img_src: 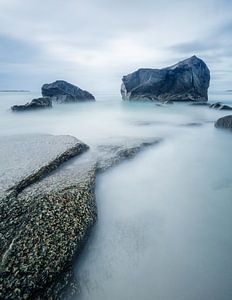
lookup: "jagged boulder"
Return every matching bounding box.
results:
[42,80,95,103]
[121,56,210,102]
[11,97,52,111]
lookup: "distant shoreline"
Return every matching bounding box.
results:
[0,90,30,92]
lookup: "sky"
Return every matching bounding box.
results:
[0,0,231,94]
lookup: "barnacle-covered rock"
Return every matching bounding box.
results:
[0,134,162,299]
[0,135,92,299]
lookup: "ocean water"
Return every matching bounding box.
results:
[0,91,232,300]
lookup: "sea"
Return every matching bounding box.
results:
[0,90,232,300]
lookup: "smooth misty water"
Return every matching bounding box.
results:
[1,91,232,300]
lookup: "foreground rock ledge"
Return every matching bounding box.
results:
[121,55,210,102]
[0,135,93,299]
[0,134,161,299]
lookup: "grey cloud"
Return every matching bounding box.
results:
[0,34,41,63]
[0,0,231,91]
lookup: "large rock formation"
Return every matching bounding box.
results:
[42,80,95,103]
[215,115,232,130]
[121,55,210,102]
[11,97,52,111]
[0,134,161,299]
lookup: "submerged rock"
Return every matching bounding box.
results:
[209,102,222,109]
[215,115,232,130]
[11,97,52,111]
[209,102,232,110]
[180,122,203,127]
[94,137,162,171]
[219,105,232,110]
[121,55,210,102]
[42,80,95,103]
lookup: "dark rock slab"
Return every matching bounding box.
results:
[42,80,95,103]
[11,97,52,111]
[209,102,232,110]
[215,115,232,130]
[121,55,210,102]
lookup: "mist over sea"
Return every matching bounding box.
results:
[1,90,232,300]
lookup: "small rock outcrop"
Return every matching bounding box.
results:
[42,80,95,103]
[215,115,232,130]
[11,97,52,111]
[209,102,232,110]
[121,55,210,102]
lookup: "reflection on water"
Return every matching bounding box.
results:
[0,92,232,300]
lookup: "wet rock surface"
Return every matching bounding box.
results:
[0,134,161,299]
[11,97,52,111]
[42,80,95,103]
[215,115,232,130]
[121,56,210,102]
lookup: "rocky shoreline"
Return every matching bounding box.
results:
[0,134,161,299]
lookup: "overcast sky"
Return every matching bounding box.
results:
[0,0,231,93]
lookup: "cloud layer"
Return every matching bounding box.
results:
[0,0,231,93]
